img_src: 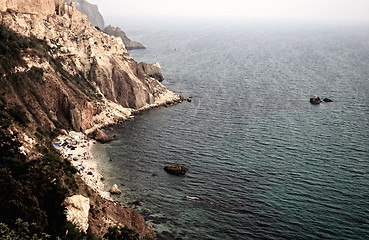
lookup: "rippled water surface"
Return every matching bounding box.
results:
[92,23,369,239]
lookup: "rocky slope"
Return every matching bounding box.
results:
[1,0,180,133]
[0,0,180,238]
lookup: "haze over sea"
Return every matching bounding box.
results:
[92,21,369,239]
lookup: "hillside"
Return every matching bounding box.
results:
[0,0,180,238]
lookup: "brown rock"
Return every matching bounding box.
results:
[164,165,188,175]
[137,62,164,82]
[92,129,112,143]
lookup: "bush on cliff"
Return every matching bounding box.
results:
[104,225,153,240]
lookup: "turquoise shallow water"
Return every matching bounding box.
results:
[92,23,369,239]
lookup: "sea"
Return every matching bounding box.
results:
[91,20,369,240]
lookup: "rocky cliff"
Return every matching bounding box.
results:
[66,0,104,29]
[104,25,145,50]
[0,0,179,133]
[0,0,62,16]
[66,0,145,50]
[0,0,179,238]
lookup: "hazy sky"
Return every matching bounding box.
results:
[88,0,369,24]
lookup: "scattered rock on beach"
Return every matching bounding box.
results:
[109,184,122,195]
[164,165,188,175]
[90,129,112,143]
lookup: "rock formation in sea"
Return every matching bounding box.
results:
[0,0,178,238]
[164,165,189,175]
[104,25,146,50]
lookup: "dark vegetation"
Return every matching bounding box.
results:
[0,24,84,238]
[0,104,82,238]
[104,225,153,240]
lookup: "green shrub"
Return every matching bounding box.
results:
[104,225,141,240]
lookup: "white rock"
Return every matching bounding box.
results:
[109,184,122,194]
[64,195,90,233]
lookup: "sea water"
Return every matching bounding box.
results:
[92,22,369,239]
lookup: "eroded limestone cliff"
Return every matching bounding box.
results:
[1,0,180,133]
[66,0,104,29]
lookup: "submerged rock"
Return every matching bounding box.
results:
[164,165,188,175]
[323,98,333,102]
[310,94,322,104]
[109,184,122,194]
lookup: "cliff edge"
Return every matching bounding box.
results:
[66,0,104,29]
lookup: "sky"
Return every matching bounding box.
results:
[88,0,369,24]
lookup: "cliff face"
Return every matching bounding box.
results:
[0,1,179,238]
[64,0,145,50]
[104,25,146,50]
[66,0,104,29]
[0,0,62,16]
[0,1,179,133]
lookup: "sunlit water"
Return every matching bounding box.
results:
[92,23,369,239]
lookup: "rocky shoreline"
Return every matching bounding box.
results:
[0,0,183,238]
[55,95,182,237]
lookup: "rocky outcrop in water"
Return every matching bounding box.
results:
[323,98,333,102]
[104,25,145,50]
[164,165,188,175]
[109,184,122,195]
[310,94,322,104]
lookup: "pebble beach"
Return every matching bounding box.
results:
[53,131,112,200]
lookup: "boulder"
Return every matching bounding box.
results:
[310,94,322,104]
[64,195,90,233]
[91,129,111,143]
[109,184,121,194]
[164,165,188,175]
